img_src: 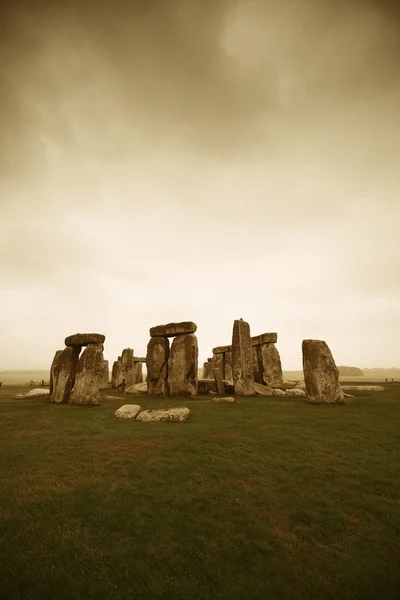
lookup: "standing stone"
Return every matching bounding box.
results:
[252,345,263,384]
[213,367,225,395]
[231,318,254,395]
[72,343,104,405]
[49,350,63,397]
[203,360,213,379]
[260,344,283,388]
[121,348,135,388]
[111,360,123,388]
[146,337,170,396]
[302,339,344,404]
[98,359,109,389]
[212,352,225,379]
[51,346,81,404]
[133,361,143,384]
[168,334,198,397]
[225,351,233,382]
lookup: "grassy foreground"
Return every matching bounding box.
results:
[0,386,399,600]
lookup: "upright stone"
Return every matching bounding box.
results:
[231,318,254,395]
[98,359,109,389]
[225,351,233,382]
[51,346,81,404]
[213,367,225,395]
[146,337,170,396]
[212,352,225,379]
[203,361,213,379]
[252,345,263,384]
[121,348,135,388]
[72,343,104,405]
[49,350,63,396]
[260,344,283,388]
[302,339,344,404]
[168,334,198,397]
[111,360,123,388]
[133,361,143,384]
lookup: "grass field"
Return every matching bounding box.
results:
[1,386,399,600]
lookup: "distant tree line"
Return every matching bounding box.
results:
[337,366,364,376]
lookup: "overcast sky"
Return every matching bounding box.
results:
[1,0,399,371]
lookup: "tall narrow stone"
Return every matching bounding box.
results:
[133,361,143,384]
[111,360,123,388]
[49,350,63,397]
[212,352,225,379]
[146,337,170,396]
[302,339,344,404]
[51,346,81,404]
[231,318,254,395]
[121,348,135,387]
[260,344,283,388]
[203,360,213,379]
[225,351,233,382]
[252,345,263,384]
[168,334,198,397]
[98,359,109,389]
[72,343,104,405]
[213,367,225,395]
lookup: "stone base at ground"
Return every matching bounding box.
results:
[125,382,148,395]
[209,396,236,403]
[341,385,385,392]
[253,382,274,396]
[115,404,142,419]
[285,388,306,397]
[15,388,50,399]
[272,388,286,396]
[136,407,191,422]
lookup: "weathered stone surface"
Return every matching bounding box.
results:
[231,319,254,395]
[98,359,109,389]
[105,395,121,400]
[136,407,191,422]
[197,379,216,394]
[125,382,148,395]
[251,333,277,345]
[260,343,283,388]
[133,357,146,363]
[115,404,142,419]
[295,381,306,390]
[146,336,170,396]
[168,334,198,397]
[341,385,385,392]
[150,322,197,338]
[121,348,135,388]
[209,396,236,403]
[51,346,80,404]
[253,382,273,396]
[65,333,105,347]
[71,343,104,405]
[285,388,306,397]
[212,345,231,354]
[133,361,144,384]
[111,360,123,388]
[49,350,63,396]
[213,367,225,395]
[225,351,233,382]
[203,361,213,379]
[272,388,286,396]
[212,352,224,379]
[302,339,344,404]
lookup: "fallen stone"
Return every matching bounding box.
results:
[251,333,277,345]
[341,385,385,392]
[125,382,148,395]
[168,334,198,397]
[302,339,344,404]
[150,322,197,338]
[71,343,104,405]
[231,318,254,395]
[115,404,142,419]
[146,337,170,396]
[15,388,50,399]
[285,388,307,397]
[209,396,236,403]
[343,393,355,397]
[105,395,121,400]
[272,388,286,396]
[253,382,274,396]
[51,346,81,404]
[65,333,105,347]
[136,407,191,422]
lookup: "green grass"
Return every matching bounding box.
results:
[0,386,399,600]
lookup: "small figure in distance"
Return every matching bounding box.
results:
[30,380,34,386]
[0,382,2,387]
[41,379,45,386]
[385,377,388,383]
[118,378,126,393]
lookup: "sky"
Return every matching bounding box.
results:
[1,0,399,371]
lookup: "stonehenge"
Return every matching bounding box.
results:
[202,358,213,379]
[252,336,283,388]
[50,333,106,405]
[146,322,198,397]
[302,339,344,404]
[111,352,145,389]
